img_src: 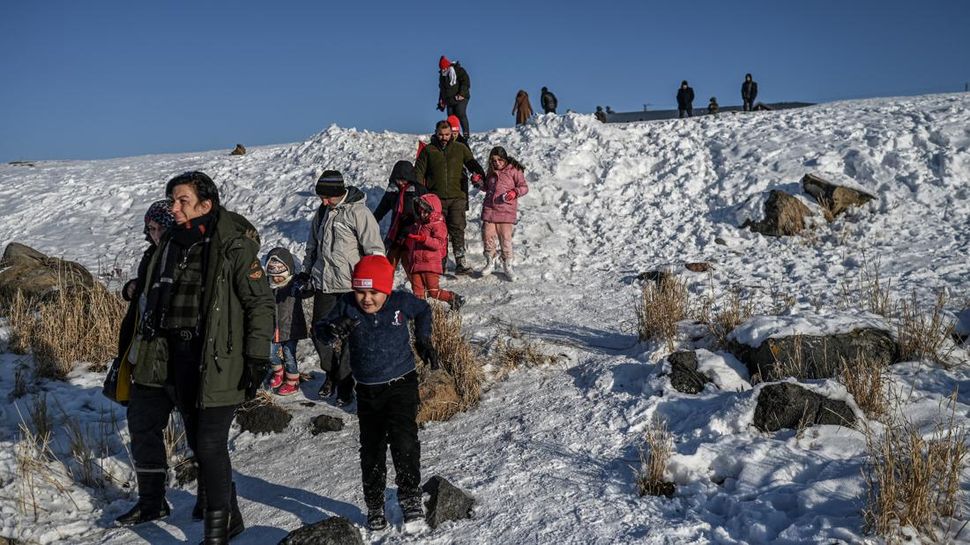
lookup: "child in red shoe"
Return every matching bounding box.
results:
[405,194,465,311]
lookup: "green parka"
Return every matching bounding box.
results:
[415,137,485,200]
[130,207,275,408]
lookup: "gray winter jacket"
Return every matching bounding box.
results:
[302,187,385,293]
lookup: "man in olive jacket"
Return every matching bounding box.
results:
[120,171,274,544]
[415,120,485,275]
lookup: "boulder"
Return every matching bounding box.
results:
[730,327,898,381]
[418,370,460,425]
[637,270,675,285]
[422,475,474,530]
[742,190,812,237]
[754,382,856,432]
[310,414,344,435]
[235,400,292,434]
[801,173,875,220]
[0,243,95,304]
[667,351,712,394]
[277,516,364,545]
[230,144,247,156]
[684,262,711,273]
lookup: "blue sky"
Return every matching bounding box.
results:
[1,0,968,162]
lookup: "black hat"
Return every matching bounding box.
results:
[315,170,346,197]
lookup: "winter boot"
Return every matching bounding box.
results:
[115,472,171,526]
[192,477,206,521]
[228,482,245,540]
[199,508,230,545]
[502,259,516,282]
[449,294,466,312]
[317,377,334,398]
[400,496,425,523]
[366,507,388,531]
[276,373,300,396]
[267,366,284,389]
[480,256,495,276]
[454,255,472,276]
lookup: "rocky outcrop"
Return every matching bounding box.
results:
[423,475,474,529]
[754,382,856,432]
[235,399,292,434]
[801,173,875,220]
[230,144,247,155]
[742,190,812,237]
[277,516,364,545]
[667,351,712,394]
[0,242,95,304]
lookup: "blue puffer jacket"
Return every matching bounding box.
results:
[321,291,432,384]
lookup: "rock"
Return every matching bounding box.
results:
[422,475,474,529]
[801,173,875,220]
[418,370,460,425]
[742,190,812,237]
[684,262,711,273]
[310,414,344,435]
[8,160,35,167]
[730,327,898,381]
[667,351,712,394]
[714,237,727,246]
[230,144,247,156]
[637,270,675,285]
[754,382,856,432]
[235,400,292,434]
[173,457,198,487]
[0,242,95,304]
[277,516,364,545]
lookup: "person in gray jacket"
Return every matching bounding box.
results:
[295,170,385,404]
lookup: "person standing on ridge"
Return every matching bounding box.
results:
[415,120,485,275]
[437,56,471,136]
[677,80,695,118]
[540,86,558,114]
[513,90,533,125]
[741,73,758,112]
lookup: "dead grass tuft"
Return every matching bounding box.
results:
[635,418,676,498]
[416,304,484,422]
[637,275,691,351]
[696,287,757,348]
[836,354,889,421]
[897,291,955,366]
[492,326,567,382]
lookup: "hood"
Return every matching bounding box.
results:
[416,193,443,222]
[335,186,367,207]
[218,207,261,246]
[389,160,417,186]
[266,246,295,271]
[266,246,295,289]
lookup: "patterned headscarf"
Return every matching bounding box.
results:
[143,199,175,239]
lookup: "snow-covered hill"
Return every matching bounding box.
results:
[1,93,969,544]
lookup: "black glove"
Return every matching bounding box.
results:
[314,317,359,346]
[240,357,270,400]
[293,271,312,290]
[416,340,440,371]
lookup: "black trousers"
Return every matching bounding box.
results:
[439,197,467,265]
[743,100,754,112]
[446,99,470,136]
[356,372,421,510]
[311,291,355,399]
[678,107,693,118]
[127,335,238,511]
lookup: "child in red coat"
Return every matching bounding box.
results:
[405,194,465,311]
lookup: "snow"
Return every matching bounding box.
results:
[1,92,970,543]
[729,312,892,348]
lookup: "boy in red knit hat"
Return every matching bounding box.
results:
[314,255,438,530]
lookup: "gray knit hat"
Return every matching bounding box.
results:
[315,170,346,197]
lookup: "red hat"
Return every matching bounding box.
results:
[447,115,461,133]
[439,55,451,70]
[352,255,394,294]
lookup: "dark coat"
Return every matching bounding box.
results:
[373,161,429,245]
[266,247,310,342]
[415,136,485,200]
[131,207,276,408]
[742,79,758,102]
[541,90,558,113]
[438,63,471,106]
[117,245,156,357]
[677,86,695,109]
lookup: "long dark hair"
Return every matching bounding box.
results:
[486,146,525,177]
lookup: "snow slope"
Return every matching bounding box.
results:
[1,92,969,544]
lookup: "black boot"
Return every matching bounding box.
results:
[228,482,245,540]
[115,472,170,526]
[192,478,206,521]
[199,509,230,545]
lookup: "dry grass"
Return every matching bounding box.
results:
[838,257,894,317]
[491,326,566,382]
[836,354,889,421]
[5,273,126,379]
[897,291,955,366]
[15,409,80,520]
[416,304,484,422]
[164,413,189,463]
[635,418,676,497]
[696,287,757,348]
[863,393,969,541]
[637,275,691,351]
[12,364,31,399]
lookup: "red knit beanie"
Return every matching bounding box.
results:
[439,55,451,70]
[447,115,461,133]
[352,255,394,294]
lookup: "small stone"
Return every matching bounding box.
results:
[277,516,364,545]
[422,475,474,529]
[667,351,712,394]
[684,262,711,273]
[310,414,344,435]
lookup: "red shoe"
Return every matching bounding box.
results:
[276,374,300,396]
[268,366,284,389]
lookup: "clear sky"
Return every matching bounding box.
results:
[1,0,968,162]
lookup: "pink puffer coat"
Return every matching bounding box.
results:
[480,166,529,224]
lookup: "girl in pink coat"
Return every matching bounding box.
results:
[474,146,529,281]
[405,193,465,311]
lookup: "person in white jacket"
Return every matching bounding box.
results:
[296,170,385,404]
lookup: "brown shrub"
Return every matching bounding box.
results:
[896,291,955,366]
[637,275,690,351]
[635,418,675,498]
[836,354,888,421]
[416,304,483,423]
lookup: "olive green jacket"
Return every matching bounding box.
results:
[414,137,485,200]
[130,207,275,408]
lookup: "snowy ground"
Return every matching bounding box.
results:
[1,92,969,544]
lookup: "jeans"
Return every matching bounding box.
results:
[270,339,299,375]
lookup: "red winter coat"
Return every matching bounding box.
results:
[480,166,529,224]
[405,194,448,274]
